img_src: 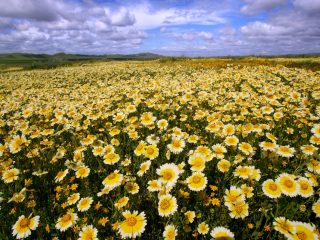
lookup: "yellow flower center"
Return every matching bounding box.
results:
[62,214,71,222]
[300,183,308,190]
[172,140,181,148]
[162,171,173,180]
[7,172,15,178]
[284,179,293,188]
[192,176,201,184]
[19,218,30,228]
[296,232,307,240]
[108,173,117,180]
[126,216,137,227]
[235,205,243,214]
[146,148,155,155]
[269,183,278,191]
[160,199,171,210]
[78,168,86,175]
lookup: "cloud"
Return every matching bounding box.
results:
[110,7,136,26]
[241,0,287,15]
[293,0,320,14]
[0,0,59,21]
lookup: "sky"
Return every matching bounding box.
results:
[0,0,320,56]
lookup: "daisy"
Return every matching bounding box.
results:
[233,166,253,179]
[262,179,281,198]
[222,124,236,136]
[158,194,178,217]
[103,152,120,165]
[134,141,146,156]
[118,210,147,238]
[137,161,151,176]
[144,145,159,159]
[147,180,161,192]
[276,173,299,197]
[102,170,123,189]
[140,112,156,126]
[55,169,69,183]
[55,212,78,232]
[301,145,318,155]
[156,163,180,187]
[167,137,185,154]
[259,141,278,152]
[212,144,227,159]
[186,172,207,191]
[67,193,80,205]
[157,119,168,130]
[277,145,295,158]
[197,222,209,235]
[92,146,105,156]
[12,215,40,239]
[78,225,98,240]
[188,135,199,143]
[210,227,234,239]
[224,186,245,208]
[184,211,195,223]
[188,153,206,172]
[298,177,314,198]
[312,200,320,217]
[291,221,318,240]
[9,135,27,153]
[273,217,295,238]
[75,166,90,178]
[311,124,320,137]
[163,224,177,240]
[229,201,249,219]
[241,184,254,198]
[125,182,140,194]
[77,197,93,212]
[2,168,20,183]
[307,160,320,174]
[217,159,231,173]
[310,135,320,145]
[239,142,254,155]
[115,196,129,209]
[224,135,239,147]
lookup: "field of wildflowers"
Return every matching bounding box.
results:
[0,60,319,239]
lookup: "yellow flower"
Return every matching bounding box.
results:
[158,194,178,217]
[228,201,249,219]
[210,227,234,239]
[78,225,98,240]
[312,200,320,217]
[9,135,27,153]
[75,166,90,179]
[301,145,318,155]
[55,169,69,183]
[186,172,207,191]
[77,197,93,212]
[298,177,314,198]
[262,179,282,198]
[163,224,177,240]
[98,217,109,226]
[277,145,295,158]
[115,197,129,209]
[134,141,146,156]
[212,144,227,159]
[233,165,253,179]
[167,137,185,154]
[55,212,78,232]
[12,215,40,239]
[224,135,239,146]
[184,211,195,223]
[239,142,254,155]
[157,163,180,187]
[217,159,231,173]
[137,161,151,176]
[188,153,206,172]
[157,119,168,130]
[144,145,159,159]
[276,173,299,197]
[224,186,245,207]
[273,217,295,238]
[140,112,156,126]
[102,170,123,189]
[67,193,80,205]
[2,168,20,183]
[197,222,209,235]
[118,210,147,238]
[291,221,318,240]
[103,152,120,165]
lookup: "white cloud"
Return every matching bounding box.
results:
[241,0,287,15]
[293,0,320,13]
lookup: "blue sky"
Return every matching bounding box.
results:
[0,0,320,56]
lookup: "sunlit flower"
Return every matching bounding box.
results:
[115,196,129,209]
[77,197,93,212]
[291,221,318,240]
[298,177,314,198]
[103,152,120,165]
[312,200,320,217]
[12,215,40,239]
[210,227,234,239]
[144,145,159,159]
[197,222,209,235]
[277,145,295,158]
[156,163,180,187]
[55,169,69,183]
[239,142,254,155]
[277,173,299,197]
[75,166,90,178]
[158,194,178,217]
[188,153,206,172]
[102,170,123,189]
[167,137,185,154]
[163,224,177,240]
[78,225,98,240]
[273,217,295,237]
[186,172,207,191]
[118,210,147,238]
[217,159,231,173]
[2,168,20,183]
[262,179,281,198]
[55,212,78,232]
